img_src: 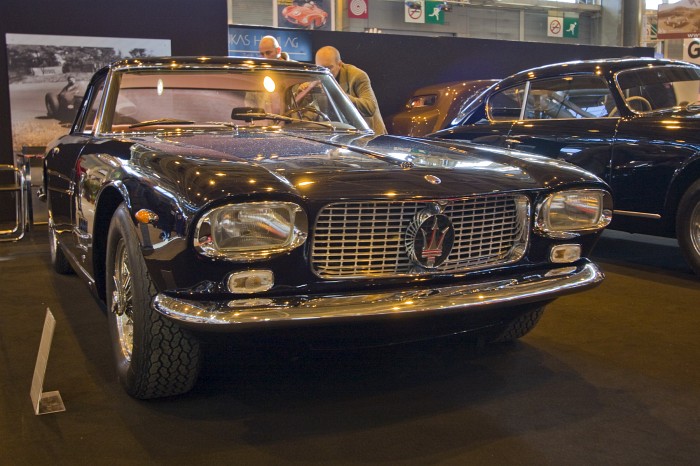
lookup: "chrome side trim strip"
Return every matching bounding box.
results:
[613,210,661,219]
[153,262,603,327]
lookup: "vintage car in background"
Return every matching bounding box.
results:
[664,15,688,28]
[44,76,85,122]
[431,58,700,275]
[282,1,328,29]
[389,79,498,137]
[43,57,612,399]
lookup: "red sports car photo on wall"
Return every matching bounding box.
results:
[277,0,333,30]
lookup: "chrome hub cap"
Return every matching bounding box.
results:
[691,201,700,258]
[111,240,134,361]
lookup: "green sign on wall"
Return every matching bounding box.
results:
[563,16,579,39]
[425,1,445,25]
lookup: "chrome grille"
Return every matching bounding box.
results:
[311,194,530,279]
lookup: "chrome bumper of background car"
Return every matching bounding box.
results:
[153,262,603,328]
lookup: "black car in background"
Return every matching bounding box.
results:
[43,57,612,399]
[432,58,700,275]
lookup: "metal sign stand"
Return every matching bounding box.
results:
[30,308,66,415]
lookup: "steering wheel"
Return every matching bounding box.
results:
[609,96,653,117]
[285,106,331,122]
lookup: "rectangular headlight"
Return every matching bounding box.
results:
[536,189,612,238]
[194,202,308,261]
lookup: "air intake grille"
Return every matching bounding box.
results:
[311,194,529,279]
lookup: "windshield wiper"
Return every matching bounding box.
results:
[230,107,335,130]
[128,118,196,129]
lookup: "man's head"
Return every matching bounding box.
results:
[259,36,282,59]
[315,46,342,79]
[67,76,76,85]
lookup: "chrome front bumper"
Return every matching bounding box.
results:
[153,262,603,329]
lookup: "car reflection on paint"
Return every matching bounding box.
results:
[42,56,612,399]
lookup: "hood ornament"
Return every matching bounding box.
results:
[425,175,441,185]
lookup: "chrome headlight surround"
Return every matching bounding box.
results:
[535,189,613,239]
[194,201,308,261]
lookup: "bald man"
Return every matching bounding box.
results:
[259,35,290,60]
[315,46,386,134]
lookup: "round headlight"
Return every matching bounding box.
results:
[535,189,612,238]
[194,201,308,261]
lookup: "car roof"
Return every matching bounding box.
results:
[106,56,327,73]
[500,57,699,85]
[410,79,499,96]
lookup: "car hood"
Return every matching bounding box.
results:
[123,131,602,204]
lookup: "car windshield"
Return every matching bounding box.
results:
[615,65,700,113]
[100,68,370,133]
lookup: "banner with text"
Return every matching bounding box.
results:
[228,26,312,61]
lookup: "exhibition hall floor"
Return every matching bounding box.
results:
[1,227,699,465]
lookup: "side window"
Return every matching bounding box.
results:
[487,85,526,121]
[525,75,616,120]
[80,77,107,134]
[617,66,700,112]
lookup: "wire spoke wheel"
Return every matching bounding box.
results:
[111,238,134,361]
[690,201,700,260]
[677,179,700,275]
[106,203,201,398]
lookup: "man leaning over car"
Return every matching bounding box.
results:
[315,46,387,134]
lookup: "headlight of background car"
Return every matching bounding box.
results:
[407,94,437,109]
[535,189,612,238]
[194,202,308,261]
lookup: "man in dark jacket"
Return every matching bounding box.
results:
[315,46,387,134]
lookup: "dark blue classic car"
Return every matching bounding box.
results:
[43,57,612,398]
[431,58,700,275]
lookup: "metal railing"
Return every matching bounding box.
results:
[0,163,27,242]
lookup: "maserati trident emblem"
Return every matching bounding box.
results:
[405,212,455,269]
[425,175,441,185]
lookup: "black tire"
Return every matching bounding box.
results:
[105,204,201,399]
[48,217,74,274]
[45,93,59,118]
[677,179,700,276]
[492,306,545,343]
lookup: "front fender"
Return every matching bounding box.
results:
[666,150,700,229]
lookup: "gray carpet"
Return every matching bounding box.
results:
[1,227,699,465]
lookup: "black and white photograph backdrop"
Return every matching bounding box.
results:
[5,33,171,153]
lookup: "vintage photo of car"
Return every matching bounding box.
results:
[42,56,612,399]
[429,57,700,275]
[281,1,329,29]
[43,76,86,122]
[5,33,171,153]
[664,15,689,28]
